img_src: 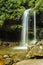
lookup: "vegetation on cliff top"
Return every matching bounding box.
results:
[0,0,43,27]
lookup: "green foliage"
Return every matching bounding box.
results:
[0,20,4,27]
[28,0,35,7]
[0,0,43,28]
[10,24,22,30]
[13,6,25,20]
[0,0,26,27]
[9,6,25,20]
[35,0,43,10]
[29,0,43,15]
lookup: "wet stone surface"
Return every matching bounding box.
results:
[3,55,14,65]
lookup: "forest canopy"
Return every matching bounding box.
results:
[0,0,43,27]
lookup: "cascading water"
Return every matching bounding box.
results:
[34,11,36,40]
[33,11,37,43]
[31,11,37,44]
[21,9,31,46]
[13,9,37,50]
[13,9,31,50]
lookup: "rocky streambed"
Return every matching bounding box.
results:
[0,39,43,65]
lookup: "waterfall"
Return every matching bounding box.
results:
[30,11,37,44]
[34,11,36,40]
[13,9,31,50]
[13,9,37,50]
[33,11,37,43]
[21,9,31,46]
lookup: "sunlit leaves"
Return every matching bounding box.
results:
[0,0,43,27]
[28,0,35,7]
[13,6,25,20]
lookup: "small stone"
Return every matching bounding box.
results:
[3,55,14,65]
[3,55,10,59]
[4,58,14,65]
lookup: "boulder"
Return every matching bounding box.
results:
[26,40,43,59]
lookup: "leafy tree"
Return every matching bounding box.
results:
[0,0,25,27]
[0,0,43,27]
[28,0,43,15]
